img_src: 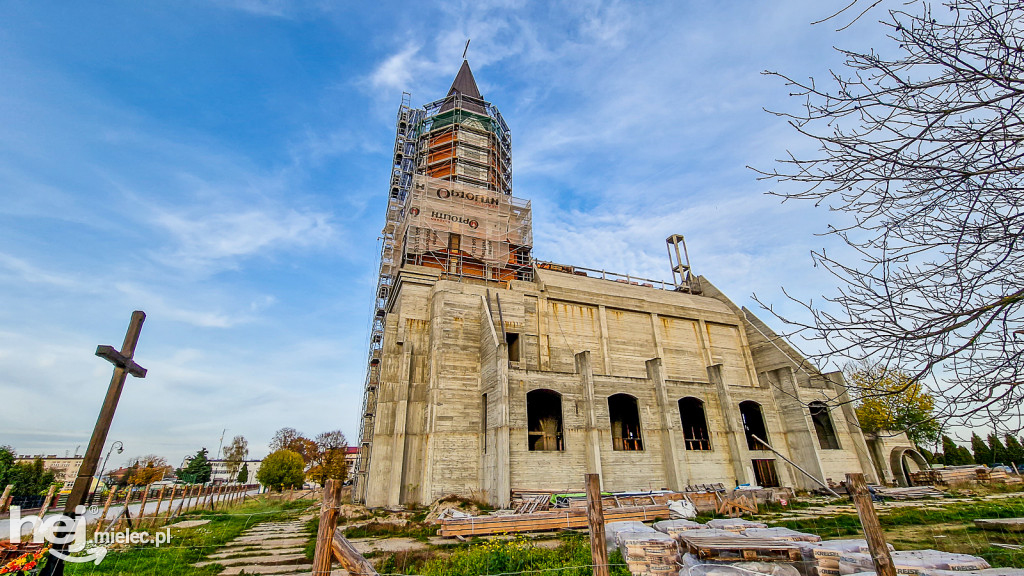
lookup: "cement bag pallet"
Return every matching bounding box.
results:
[742,528,821,542]
[707,519,768,533]
[680,553,802,576]
[837,550,989,575]
[617,530,678,576]
[606,521,658,553]
[655,519,708,539]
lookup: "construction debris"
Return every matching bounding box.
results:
[437,504,669,537]
[974,518,1024,532]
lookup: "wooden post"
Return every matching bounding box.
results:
[137,484,152,526]
[847,473,896,576]
[289,485,295,501]
[0,484,12,514]
[38,485,58,517]
[96,489,116,532]
[312,479,343,576]
[332,528,379,576]
[163,485,176,522]
[586,473,609,576]
[152,486,166,528]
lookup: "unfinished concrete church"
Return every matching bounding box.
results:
[353,61,927,508]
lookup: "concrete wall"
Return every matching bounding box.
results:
[361,266,886,507]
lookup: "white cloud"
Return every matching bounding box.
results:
[152,207,335,272]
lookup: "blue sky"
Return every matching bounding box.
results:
[0,1,893,466]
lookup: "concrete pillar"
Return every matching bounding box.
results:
[647,358,685,490]
[597,306,612,375]
[576,351,604,483]
[387,344,412,505]
[707,363,750,485]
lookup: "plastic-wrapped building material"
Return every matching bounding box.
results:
[838,550,990,575]
[679,553,802,576]
[606,521,657,553]
[706,519,769,532]
[654,519,707,539]
[680,529,751,539]
[618,531,678,576]
[741,528,821,542]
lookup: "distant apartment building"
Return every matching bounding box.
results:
[16,454,84,491]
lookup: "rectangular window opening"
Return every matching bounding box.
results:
[506,332,520,362]
[752,459,780,487]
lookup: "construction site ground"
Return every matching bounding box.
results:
[324,486,1024,574]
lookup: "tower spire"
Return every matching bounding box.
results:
[440,60,484,113]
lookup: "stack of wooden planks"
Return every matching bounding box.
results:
[438,504,669,537]
[680,534,801,563]
[872,486,945,499]
[910,466,980,485]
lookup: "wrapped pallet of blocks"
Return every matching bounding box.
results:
[617,530,679,576]
[837,550,990,575]
[742,528,821,543]
[679,553,802,576]
[654,519,707,539]
[797,539,894,576]
[707,519,768,533]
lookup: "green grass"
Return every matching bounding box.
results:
[61,496,314,576]
[374,533,631,576]
[344,520,438,541]
[768,496,1024,568]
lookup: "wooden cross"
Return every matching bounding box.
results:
[42,311,147,576]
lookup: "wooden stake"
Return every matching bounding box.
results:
[38,484,58,518]
[96,489,116,532]
[163,485,176,523]
[152,486,166,528]
[137,484,152,526]
[0,484,12,514]
[847,473,896,576]
[332,528,379,576]
[586,473,609,576]
[312,479,343,576]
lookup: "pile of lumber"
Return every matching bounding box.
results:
[873,486,945,500]
[976,467,1022,484]
[911,466,980,485]
[438,504,669,537]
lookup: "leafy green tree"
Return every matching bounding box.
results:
[988,434,1008,465]
[223,436,249,480]
[236,462,249,484]
[959,446,976,465]
[10,458,57,497]
[1005,435,1024,467]
[0,445,15,487]
[849,363,940,446]
[308,430,348,487]
[971,434,991,466]
[256,450,304,492]
[180,448,213,484]
[941,436,975,466]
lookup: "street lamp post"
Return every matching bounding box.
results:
[89,440,123,505]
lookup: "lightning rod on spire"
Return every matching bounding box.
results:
[462,39,470,60]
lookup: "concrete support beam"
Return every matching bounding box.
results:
[647,357,685,490]
[707,363,749,485]
[825,371,880,484]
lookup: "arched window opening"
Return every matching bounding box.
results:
[739,401,769,450]
[609,394,644,451]
[678,397,711,451]
[527,389,564,451]
[809,401,840,450]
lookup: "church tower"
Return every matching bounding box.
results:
[355,61,532,501]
